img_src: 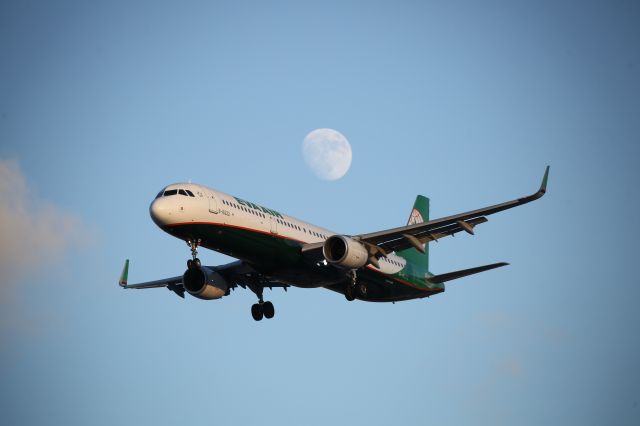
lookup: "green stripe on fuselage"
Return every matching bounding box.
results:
[234,197,283,218]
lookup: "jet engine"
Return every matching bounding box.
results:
[182,266,228,300]
[323,235,369,269]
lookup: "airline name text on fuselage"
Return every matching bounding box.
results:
[234,197,283,219]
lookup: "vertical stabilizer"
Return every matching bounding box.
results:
[397,195,430,271]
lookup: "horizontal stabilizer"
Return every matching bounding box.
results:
[427,262,508,284]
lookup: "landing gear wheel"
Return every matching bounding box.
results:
[186,239,202,269]
[345,285,356,301]
[187,258,201,269]
[251,303,264,321]
[263,301,275,319]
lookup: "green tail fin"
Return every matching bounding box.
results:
[397,195,430,271]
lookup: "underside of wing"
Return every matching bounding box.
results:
[365,216,489,255]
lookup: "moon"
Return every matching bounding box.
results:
[302,128,352,180]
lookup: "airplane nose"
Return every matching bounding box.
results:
[149,197,173,227]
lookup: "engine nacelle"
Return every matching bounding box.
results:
[323,235,369,269]
[182,266,228,300]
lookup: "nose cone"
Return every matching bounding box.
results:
[149,197,174,227]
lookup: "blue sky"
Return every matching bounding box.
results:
[1,1,639,425]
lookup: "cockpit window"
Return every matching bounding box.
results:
[178,189,187,196]
[164,189,178,196]
[185,189,195,197]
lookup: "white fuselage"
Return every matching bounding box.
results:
[149,183,406,275]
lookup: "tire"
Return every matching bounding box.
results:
[194,258,201,267]
[263,301,275,319]
[187,259,193,269]
[345,285,355,301]
[251,303,263,321]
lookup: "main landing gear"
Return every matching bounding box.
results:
[186,239,202,269]
[345,270,367,302]
[251,301,275,321]
[249,282,275,321]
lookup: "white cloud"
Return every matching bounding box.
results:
[0,159,88,309]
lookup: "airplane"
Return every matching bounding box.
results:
[119,166,549,321]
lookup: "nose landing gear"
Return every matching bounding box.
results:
[186,239,202,269]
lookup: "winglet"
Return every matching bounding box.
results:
[539,165,550,194]
[119,259,129,288]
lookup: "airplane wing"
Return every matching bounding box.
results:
[302,166,549,261]
[118,259,287,299]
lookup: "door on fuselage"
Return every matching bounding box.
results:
[269,216,278,234]
[208,193,218,214]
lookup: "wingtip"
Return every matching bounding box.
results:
[119,259,129,287]
[540,165,550,193]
